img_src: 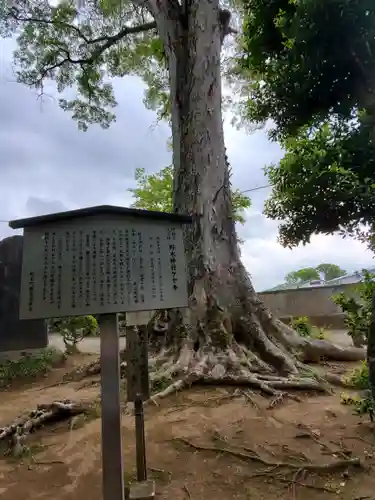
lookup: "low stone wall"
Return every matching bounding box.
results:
[258,283,358,328]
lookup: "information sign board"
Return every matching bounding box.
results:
[9,207,190,320]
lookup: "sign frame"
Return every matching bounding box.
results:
[9,205,191,321]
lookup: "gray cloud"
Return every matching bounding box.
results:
[0,43,172,241]
[25,197,69,217]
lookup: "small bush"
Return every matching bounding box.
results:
[0,347,64,387]
[332,270,375,347]
[340,362,374,419]
[55,315,98,354]
[291,316,312,337]
[343,361,369,390]
[340,392,373,416]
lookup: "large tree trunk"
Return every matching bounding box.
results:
[138,0,365,400]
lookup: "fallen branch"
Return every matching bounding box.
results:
[0,400,89,457]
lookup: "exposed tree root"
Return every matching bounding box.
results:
[267,391,302,409]
[0,400,89,457]
[57,298,364,405]
[297,339,365,363]
[175,437,364,473]
[264,475,337,494]
[148,341,330,404]
[144,296,365,402]
[150,372,328,404]
[62,351,127,382]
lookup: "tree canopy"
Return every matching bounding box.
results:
[239,0,375,249]
[240,0,375,139]
[1,1,171,130]
[128,166,251,224]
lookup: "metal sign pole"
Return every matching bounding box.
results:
[134,398,147,482]
[126,324,156,499]
[99,313,124,500]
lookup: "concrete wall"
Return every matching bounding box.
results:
[258,283,358,328]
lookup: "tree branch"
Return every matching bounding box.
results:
[129,0,183,47]
[86,21,157,62]
[219,9,237,44]
[10,8,157,51]
[10,6,157,87]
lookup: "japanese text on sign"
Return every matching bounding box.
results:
[19,217,188,319]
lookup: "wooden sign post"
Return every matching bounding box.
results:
[9,205,191,500]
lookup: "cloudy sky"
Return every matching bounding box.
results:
[0,38,373,292]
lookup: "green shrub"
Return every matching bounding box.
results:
[341,362,373,419]
[55,315,98,354]
[343,361,369,390]
[341,391,373,417]
[0,347,64,387]
[332,270,375,347]
[291,316,312,337]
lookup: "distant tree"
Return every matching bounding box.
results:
[285,267,319,285]
[316,263,346,282]
[128,166,252,225]
[54,316,98,355]
[285,264,347,285]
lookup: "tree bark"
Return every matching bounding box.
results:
[136,0,365,400]
[170,1,239,320]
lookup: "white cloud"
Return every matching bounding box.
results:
[242,232,374,291]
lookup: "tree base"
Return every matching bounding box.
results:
[63,303,364,403]
[148,343,330,404]
[146,304,364,404]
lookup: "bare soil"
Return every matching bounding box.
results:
[1,358,375,500]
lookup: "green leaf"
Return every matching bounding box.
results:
[128,166,251,224]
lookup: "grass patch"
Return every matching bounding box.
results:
[0,347,65,387]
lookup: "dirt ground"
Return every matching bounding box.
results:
[1,356,375,500]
